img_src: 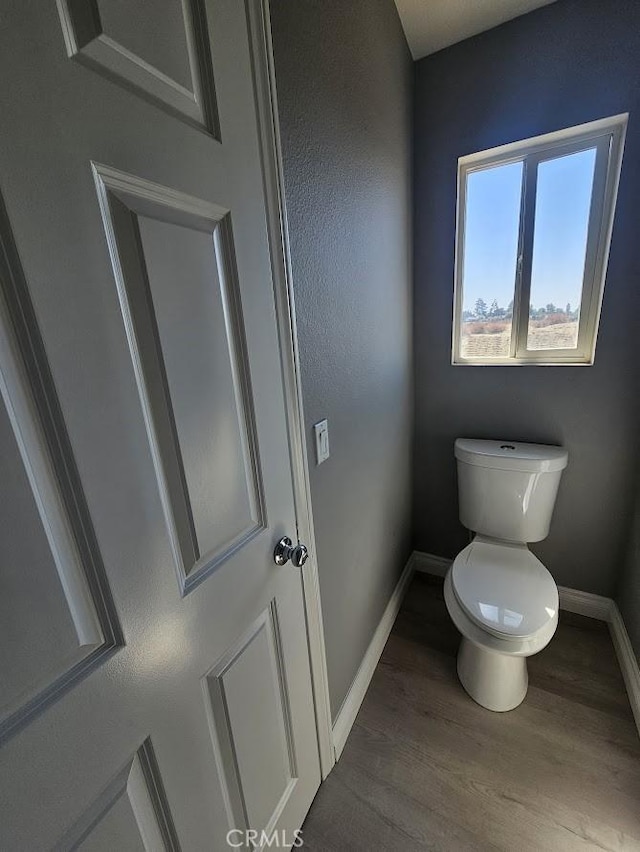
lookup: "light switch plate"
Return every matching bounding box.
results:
[313,419,330,465]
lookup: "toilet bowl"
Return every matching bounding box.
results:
[444,537,558,711]
[445,439,568,712]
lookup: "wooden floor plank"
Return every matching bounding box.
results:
[301,574,640,851]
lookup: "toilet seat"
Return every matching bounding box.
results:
[451,538,558,641]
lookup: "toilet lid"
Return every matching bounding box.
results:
[451,540,558,640]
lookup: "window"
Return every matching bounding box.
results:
[452,115,627,365]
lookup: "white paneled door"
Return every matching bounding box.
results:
[0,1,320,848]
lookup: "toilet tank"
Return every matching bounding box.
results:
[455,439,568,543]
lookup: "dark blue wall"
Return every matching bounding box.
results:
[413,0,640,596]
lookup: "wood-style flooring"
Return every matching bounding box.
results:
[301,573,640,851]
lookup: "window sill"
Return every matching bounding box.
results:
[452,356,594,366]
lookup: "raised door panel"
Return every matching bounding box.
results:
[54,741,179,851]
[0,399,88,716]
[94,165,266,593]
[0,197,120,742]
[136,215,257,557]
[56,0,218,133]
[97,0,193,89]
[204,602,298,836]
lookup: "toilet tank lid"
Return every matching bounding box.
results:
[455,439,568,473]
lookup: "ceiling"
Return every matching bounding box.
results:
[394,0,558,60]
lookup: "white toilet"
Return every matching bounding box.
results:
[444,438,568,712]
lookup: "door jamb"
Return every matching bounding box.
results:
[245,0,335,779]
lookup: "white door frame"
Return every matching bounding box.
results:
[246,0,335,779]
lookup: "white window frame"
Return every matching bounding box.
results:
[452,114,628,366]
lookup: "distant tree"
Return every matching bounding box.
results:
[462,309,474,321]
[546,303,557,314]
[566,303,571,315]
[489,299,500,317]
[475,298,488,319]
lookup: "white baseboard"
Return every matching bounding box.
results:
[557,586,614,620]
[411,551,451,577]
[332,556,415,760]
[609,604,640,733]
[413,550,640,738]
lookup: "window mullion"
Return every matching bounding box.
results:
[513,157,537,357]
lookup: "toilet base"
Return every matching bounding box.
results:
[457,638,528,712]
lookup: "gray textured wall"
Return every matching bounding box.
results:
[413,0,640,596]
[270,0,413,719]
[618,476,640,661]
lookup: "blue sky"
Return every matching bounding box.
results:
[462,148,596,314]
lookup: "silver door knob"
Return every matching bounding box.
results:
[274,536,309,567]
